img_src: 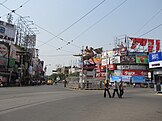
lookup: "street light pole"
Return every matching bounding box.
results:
[106,53,108,81]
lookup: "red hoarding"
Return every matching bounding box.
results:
[122,70,148,76]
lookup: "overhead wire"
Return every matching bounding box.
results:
[58,0,128,50]
[37,0,106,48]
[134,8,162,36]
[139,24,162,37]
[0,0,31,18]
[0,2,78,54]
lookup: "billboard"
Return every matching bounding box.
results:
[128,52,147,56]
[117,65,147,70]
[132,76,145,83]
[136,55,148,64]
[102,56,120,65]
[0,20,16,41]
[110,76,122,82]
[122,70,148,76]
[129,37,161,53]
[149,52,162,62]
[0,42,9,58]
[0,57,8,66]
[113,47,127,56]
[149,61,162,68]
[120,55,136,64]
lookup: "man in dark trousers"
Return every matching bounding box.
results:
[104,80,111,98]
[112,81,120,98]
[119,80,124,98]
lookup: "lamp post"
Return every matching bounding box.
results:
[106,53,108,81]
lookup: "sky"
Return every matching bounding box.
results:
[0,0,162,75]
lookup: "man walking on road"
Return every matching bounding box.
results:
[119,80,124,98]
[104,80,111,98]
[112,81,120,98]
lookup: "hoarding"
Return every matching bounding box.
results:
[110,76,122,82]
[149,61,162,68]
[113,47,127,56]
[132,76,145,83]
[117,65,147,70]
[120,55,136,64]
[128,52,148,56]
[122,70,148,76]
[136,55,148,64]
[0,57,8,66]
[149,52,162,62]
[0,20,16,41]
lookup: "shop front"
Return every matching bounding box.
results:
[149,52,162,92]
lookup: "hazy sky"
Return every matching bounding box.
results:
[0,0,162,75]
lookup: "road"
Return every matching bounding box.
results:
[0,84,162,121]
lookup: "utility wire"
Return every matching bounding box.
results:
[139,23,162,37]
[134,8,162,36]
[37,0,106,48]
[57,0,127,51]
[1,0,8,4]
[0,3,79,54]
[0,0,31,18]
[73,0,128,42]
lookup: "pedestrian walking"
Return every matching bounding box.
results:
[112,81,120,98]
[119,80,124,98]
[104,80,111,98]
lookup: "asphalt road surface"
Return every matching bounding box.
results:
[0,84,162,121]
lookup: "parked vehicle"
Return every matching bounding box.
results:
[47,80,53,85]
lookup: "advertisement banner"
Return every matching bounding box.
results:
[121,76,131,82]
[128,52,147,56]
[89,57,101,64]
[117,65,147,70]
[108,64,115,70]
[120,55,136,64]
[149,61,162,68]
[132,76,145,83]
[0,20,16,41]
[122,70,148,76]
[136,55,148,64]
[156,40,160,52]
[110,76,122,82]
[149,52,162,62]
[102,56,120,65]
[9,44,17,59]
[0,42,9,58]
[0,57,8,66]
[148,39,154,53]
[102,50,114,58]
[113,47,127,56]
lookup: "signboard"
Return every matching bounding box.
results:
[121,76,131,82]
[113,47,127,56]
[102,50,114,58]
[149,61,162,68]
[132,76,145,83]
[0,57,8,66]
[0,42,9,58]
[149,52,162,62]
[128,52,148,56]
[102,56,120,65]
[122,70,148,76]
[0,20,16,41]
[136,55,148,64]
[110,76,122,82]
[89,57,101,64]
[120,55,136,64]
[117,65,147,70]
